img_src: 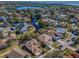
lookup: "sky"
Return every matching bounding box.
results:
[30,1,79,5]
[1,1,79,6]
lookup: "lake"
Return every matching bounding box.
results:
[16,6,43,10]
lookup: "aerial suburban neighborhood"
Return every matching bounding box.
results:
[0,1,79,58]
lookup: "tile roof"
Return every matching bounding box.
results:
[25,39,42,56]
[0,40,7,49]
[6,47,31,58]
[38,34,52,45]
[70,53,79,58]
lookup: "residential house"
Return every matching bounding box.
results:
[76,15,79,21]
[0,40,7,50]
[69,18,77,23]
[20,23,30,33]
[0,27,5,32]
[37,34,52,45]
[41,18,48,24]
[9,34,16,40]
[23,16,31,22]
[55,27,66,34]
[66,33,76,41]
[0,16,6,21]
[70,53,79,58]
[71,26,79,36]
[53,31,64,40]
[6,47,31,58]
[2,33,16,43]
[60,13,66,18]
[46,30,54,37]
[64,32,71,41]
[55,16,61,21]
[76,48,79,54]
[64,55,73,58]
[71,9,79,13]
[25,39,42,56]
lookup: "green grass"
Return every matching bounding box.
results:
[51,42,59,48]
